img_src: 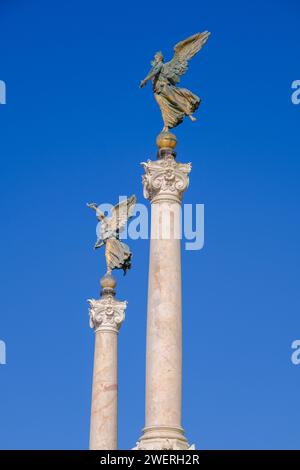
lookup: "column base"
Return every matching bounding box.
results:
[132,426,194,450]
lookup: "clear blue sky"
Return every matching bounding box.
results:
[0,0,299,450]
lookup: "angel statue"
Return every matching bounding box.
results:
[87,195,136,275]
[139,31,210,132]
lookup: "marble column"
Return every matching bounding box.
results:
[134,132,193,450]
[88,273,126,450]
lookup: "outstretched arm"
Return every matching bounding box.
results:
[87,202,98,211]
[139,64,161,88]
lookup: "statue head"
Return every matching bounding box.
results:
[151,51,164,66]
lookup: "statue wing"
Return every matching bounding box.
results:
[107,195,137,233]
[164,31,210,84]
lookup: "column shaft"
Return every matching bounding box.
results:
[145,201,182,428]
[90,331,118,450]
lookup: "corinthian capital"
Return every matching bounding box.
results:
[141,155,191,203]
[88,295,126,333]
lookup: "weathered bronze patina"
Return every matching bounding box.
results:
[140,31,210,132]
[87,196,136,275]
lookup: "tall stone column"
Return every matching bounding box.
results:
[88,273,126,450]
[135,132,192,450]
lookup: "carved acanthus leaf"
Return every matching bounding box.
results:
[88,295,126,332]
[141,156,191,202]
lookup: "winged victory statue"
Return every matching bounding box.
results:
[87,195,136,275]
[140,31,210,132]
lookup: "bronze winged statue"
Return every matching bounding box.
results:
[140,31,210,132]
[87,195,136,275]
